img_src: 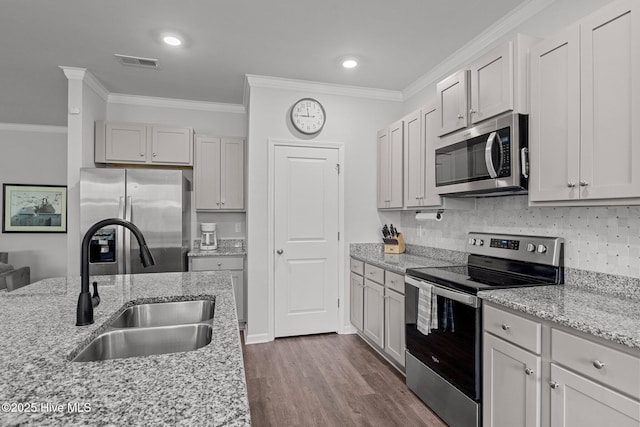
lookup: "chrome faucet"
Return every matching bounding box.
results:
[77,218,156,326]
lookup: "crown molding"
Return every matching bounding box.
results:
[107,93,246,114]
[0,123,67,134]
[246,74,403,102]
[59,66,109,102]
[403,0,557,100]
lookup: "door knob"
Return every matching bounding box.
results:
[525,368,534,376]
[276,249,284,255]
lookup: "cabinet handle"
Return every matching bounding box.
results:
[469,109,476,115]
[501,324,510,331]
[580,180,589,187]
[550,381,560,389]
[592,360,605,369]
[276,249,284,255]
[457,113,464,119]
[525,368,534,376]
[153,152,157,157]
[567,181,576,188]
[217,262,222,267]
[140,152,145,157]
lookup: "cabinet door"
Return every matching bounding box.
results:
[469,42,514,124]
[105,122,148,163]
[579,0,640,200]
[384,288,405,367]
[151,126,192,165]
[363,279,384,348]
[377,127,390,208]
[350,272,364,331]
[388,119,404,208]
[231,269,245,323]
[529,25,581,202]
[483,333,541,427]
[437,70,469,136]
[421,103,444,207]
[220,137,245,210]
[194,136,221,210]
[403,110,424,207]
[550,364,640,427]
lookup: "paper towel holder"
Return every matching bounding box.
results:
[415,210,443,221]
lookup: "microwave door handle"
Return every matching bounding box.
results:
[484,131,500,178]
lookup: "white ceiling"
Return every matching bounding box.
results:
[0,0,530,126]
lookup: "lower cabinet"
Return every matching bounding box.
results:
[350,257,406,370]
[484,302,640,427]
[189,256,245,325]
[483,333,541,427]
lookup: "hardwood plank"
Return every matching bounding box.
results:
[242,333,447,426]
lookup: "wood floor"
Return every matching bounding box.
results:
[241,333,447,427]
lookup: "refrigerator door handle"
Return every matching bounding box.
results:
[124,196,133,273]
[116,197,125,274]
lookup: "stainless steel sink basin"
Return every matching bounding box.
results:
[72,324,213,362]
[109,299,215,328]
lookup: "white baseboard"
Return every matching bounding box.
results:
[244,332,272,345]
[339,324,357,334]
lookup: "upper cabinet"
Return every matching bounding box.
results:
[437,34,537,136]
[195,136,245,211]
[95,121,193,166]
[530,0,640,205]
[377,120,403,209]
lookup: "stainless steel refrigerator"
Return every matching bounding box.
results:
[80,168,191,275]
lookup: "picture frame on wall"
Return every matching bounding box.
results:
[2,184,68,233]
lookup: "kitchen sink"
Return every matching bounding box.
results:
[109,299,215,328]
[72,323,213,362]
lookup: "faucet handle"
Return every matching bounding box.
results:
[91,281,100,308]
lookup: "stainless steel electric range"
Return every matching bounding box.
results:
[404,232,564,427]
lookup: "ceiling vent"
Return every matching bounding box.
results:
[114,54,160,69]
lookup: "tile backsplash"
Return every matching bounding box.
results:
[400,195,640,278]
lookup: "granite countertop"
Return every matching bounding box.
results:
[479,285,640,351]
[0,272,250,426]
[188,247,247,257]
[350,243,463,274]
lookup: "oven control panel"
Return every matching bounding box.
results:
[467,232,563,266]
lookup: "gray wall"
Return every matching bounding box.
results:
[0,126,68,281]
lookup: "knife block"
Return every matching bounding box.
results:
[383,233,405,254]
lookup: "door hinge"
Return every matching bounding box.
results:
[338,298,340,308]
[338,232,340,241]
[336,163,340,175]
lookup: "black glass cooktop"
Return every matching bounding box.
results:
[406,264,558,295]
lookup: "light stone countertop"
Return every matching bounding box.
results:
[0,271,250,426]
[350,243,462,274]
[188,247,247,257]
[479,284,640,351]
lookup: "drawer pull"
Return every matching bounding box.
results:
[217,262,222,267]
[525,368,534,376]
[550,381,560,389]
[501,324,510,331]
[592,360,605,370]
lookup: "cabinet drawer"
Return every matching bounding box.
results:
[190,256,243,272]
[364,263,385,285]
[385,271,405,294]
[484,304,541,354]
[552,328,640,397]
[350,258,364,275]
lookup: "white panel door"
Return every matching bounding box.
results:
[220,137,245,210]
[377,128,390,208]
[151,126,192,165]
[274,145,339,337]
[437,70,469,136]
[470,41,514,123]
[388,119,404,208]
[105,122,147,163]
[579,0,640,200]
[403,110,424,207]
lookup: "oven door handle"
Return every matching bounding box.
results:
[406,276,479,308]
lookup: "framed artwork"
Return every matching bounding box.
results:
[2,184,67,233]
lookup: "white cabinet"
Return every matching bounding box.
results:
[195,136,245,211]
[437,70,469,136]
[483,304,542,427]
[384,288,405,367]
[363,278,384,348]
[350,272,364,332]
[403,110,423,208]
[189,256,245,324]
[469,42,513,124]
[530,0,640,204]
[95,121,193,166]
[377,120,403,209]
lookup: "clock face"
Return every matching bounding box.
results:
[290,98,326,135]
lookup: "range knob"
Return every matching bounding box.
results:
[537,244,547,253]
[526,243,536,252]
[469,238,476,245]
[477,239,484,246]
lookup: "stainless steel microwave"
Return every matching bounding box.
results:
[435,112,529,197]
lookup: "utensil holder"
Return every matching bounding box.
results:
[383,233,405,254]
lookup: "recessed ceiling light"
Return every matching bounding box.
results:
[162,34,183,47]
[342,59,358,69]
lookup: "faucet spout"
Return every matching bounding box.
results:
[77,218,156,326]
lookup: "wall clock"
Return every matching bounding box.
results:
[290,98,326,135]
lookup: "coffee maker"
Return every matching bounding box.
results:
[200,223,218,251]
